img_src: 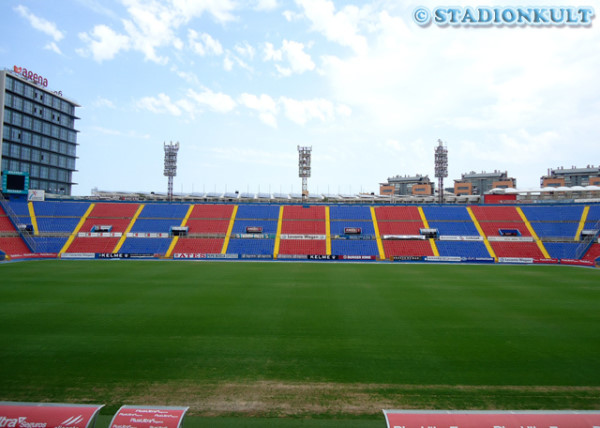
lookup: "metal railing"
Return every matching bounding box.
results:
[575,218,600,259]
[0,193,37,252]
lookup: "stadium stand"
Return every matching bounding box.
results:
[436,241,490,258]
[1,199,599,264]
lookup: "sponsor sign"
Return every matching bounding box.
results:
[344,227,362,235]
[425,256,462,263]
[382,235,426,240]
[60,253,95,259]
[279,234,326,240]
[77,232,122,238]
[276,254,309,260]
[463,257,495,263]
[172,253,238,259]
[383,410,600,428]
[392,256,423,261]
[8,253,57,260]
[246,226,263,234]
[439,235,483,241]
[498,257,534,264]
[0,401,103,428]
[533,258,560,264]
[234,234,274,239]
[241,254,272,259]
[560,259,596,267]
[97,253,130,259]
[27,190,45,202]
[126,233,169,238]
[488,236,534,242]
[342,255,376,260]
[307,255,339,260]
[13,66,50,88]
[109,406,188,428]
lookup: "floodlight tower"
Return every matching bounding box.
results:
[164,141,180,202]
[434,139,448,204]
[298,145,312,203]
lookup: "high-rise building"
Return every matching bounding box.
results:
[1,66,79,195]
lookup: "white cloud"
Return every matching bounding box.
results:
[253,0,278,11]
[78,0,236,63]
[235,42,255,59]
[238,93,278,127]
[14,5,65,42]
[137,93,183,116]
[295,0,368,54]
[93,97,116,109]
[77,25,130,62]
[44,42,63,55]
[263,40,315,76]
[280,97,334,125]
[187,88,236,113]
[188,29,223,56]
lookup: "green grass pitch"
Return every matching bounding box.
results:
[0,261,599,426]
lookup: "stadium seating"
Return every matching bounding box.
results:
[172,238,225,254]
[138,203,189,219]
[436,241,490,258]
[118,238,172,255]
[0,236,31,255]
[227,238,274,256]
[582,243,600,261]
[331,240,378,256]
[278,239,326,255]
[382,240,433,257]
[422,206,471,221]
[490,241,544,258]
[65,237,120,253]
[1,200,598,263]
[543,242,580,260]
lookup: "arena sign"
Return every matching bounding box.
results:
[383,409,600,428]
[0,401,103,428]
[109,406,188,428]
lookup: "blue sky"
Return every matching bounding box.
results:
[1,0,599,196]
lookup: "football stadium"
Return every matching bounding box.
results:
[1,195,600,427]
[1,7,600,426]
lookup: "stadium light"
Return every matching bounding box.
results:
[434,139,448,204]
[298,146,312,203]
[164,141,180,202]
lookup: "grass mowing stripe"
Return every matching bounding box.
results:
[0,261,599,415]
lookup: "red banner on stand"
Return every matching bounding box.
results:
[0,402,103,428]
[383,410,600,428]
[109,406,188,428]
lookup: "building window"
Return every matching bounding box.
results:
[2,142,10,157]
[30,164,40,178]
[21,146,31,161]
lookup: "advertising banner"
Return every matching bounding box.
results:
[0,401,103,428]
[109,406,188,428]
[498,257,534,264]
[383,410,600,428]
[438,235,483,241]
[341,255,376,260]
[392,256,423,261]
[97,253,131,259]
[382,235,426,240]
[424,256,462,263]
[27,190,45,202]
[560,259,596,267]
[488,236,534,242]
[8,253,57,260]
[60,253,95,259]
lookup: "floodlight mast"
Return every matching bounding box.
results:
[164,141,179,202]
[434,139,448,204]
[298,146,312,203]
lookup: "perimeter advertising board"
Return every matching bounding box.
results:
[109,406,188,428]
[0,402,103,428]
[383,410,600,428]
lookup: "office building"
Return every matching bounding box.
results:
[1,66,79,195]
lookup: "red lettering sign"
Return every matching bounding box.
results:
[0,401,103,428]
[383,410,600,428]
[13,65,48,87]
[109,406,188,428]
